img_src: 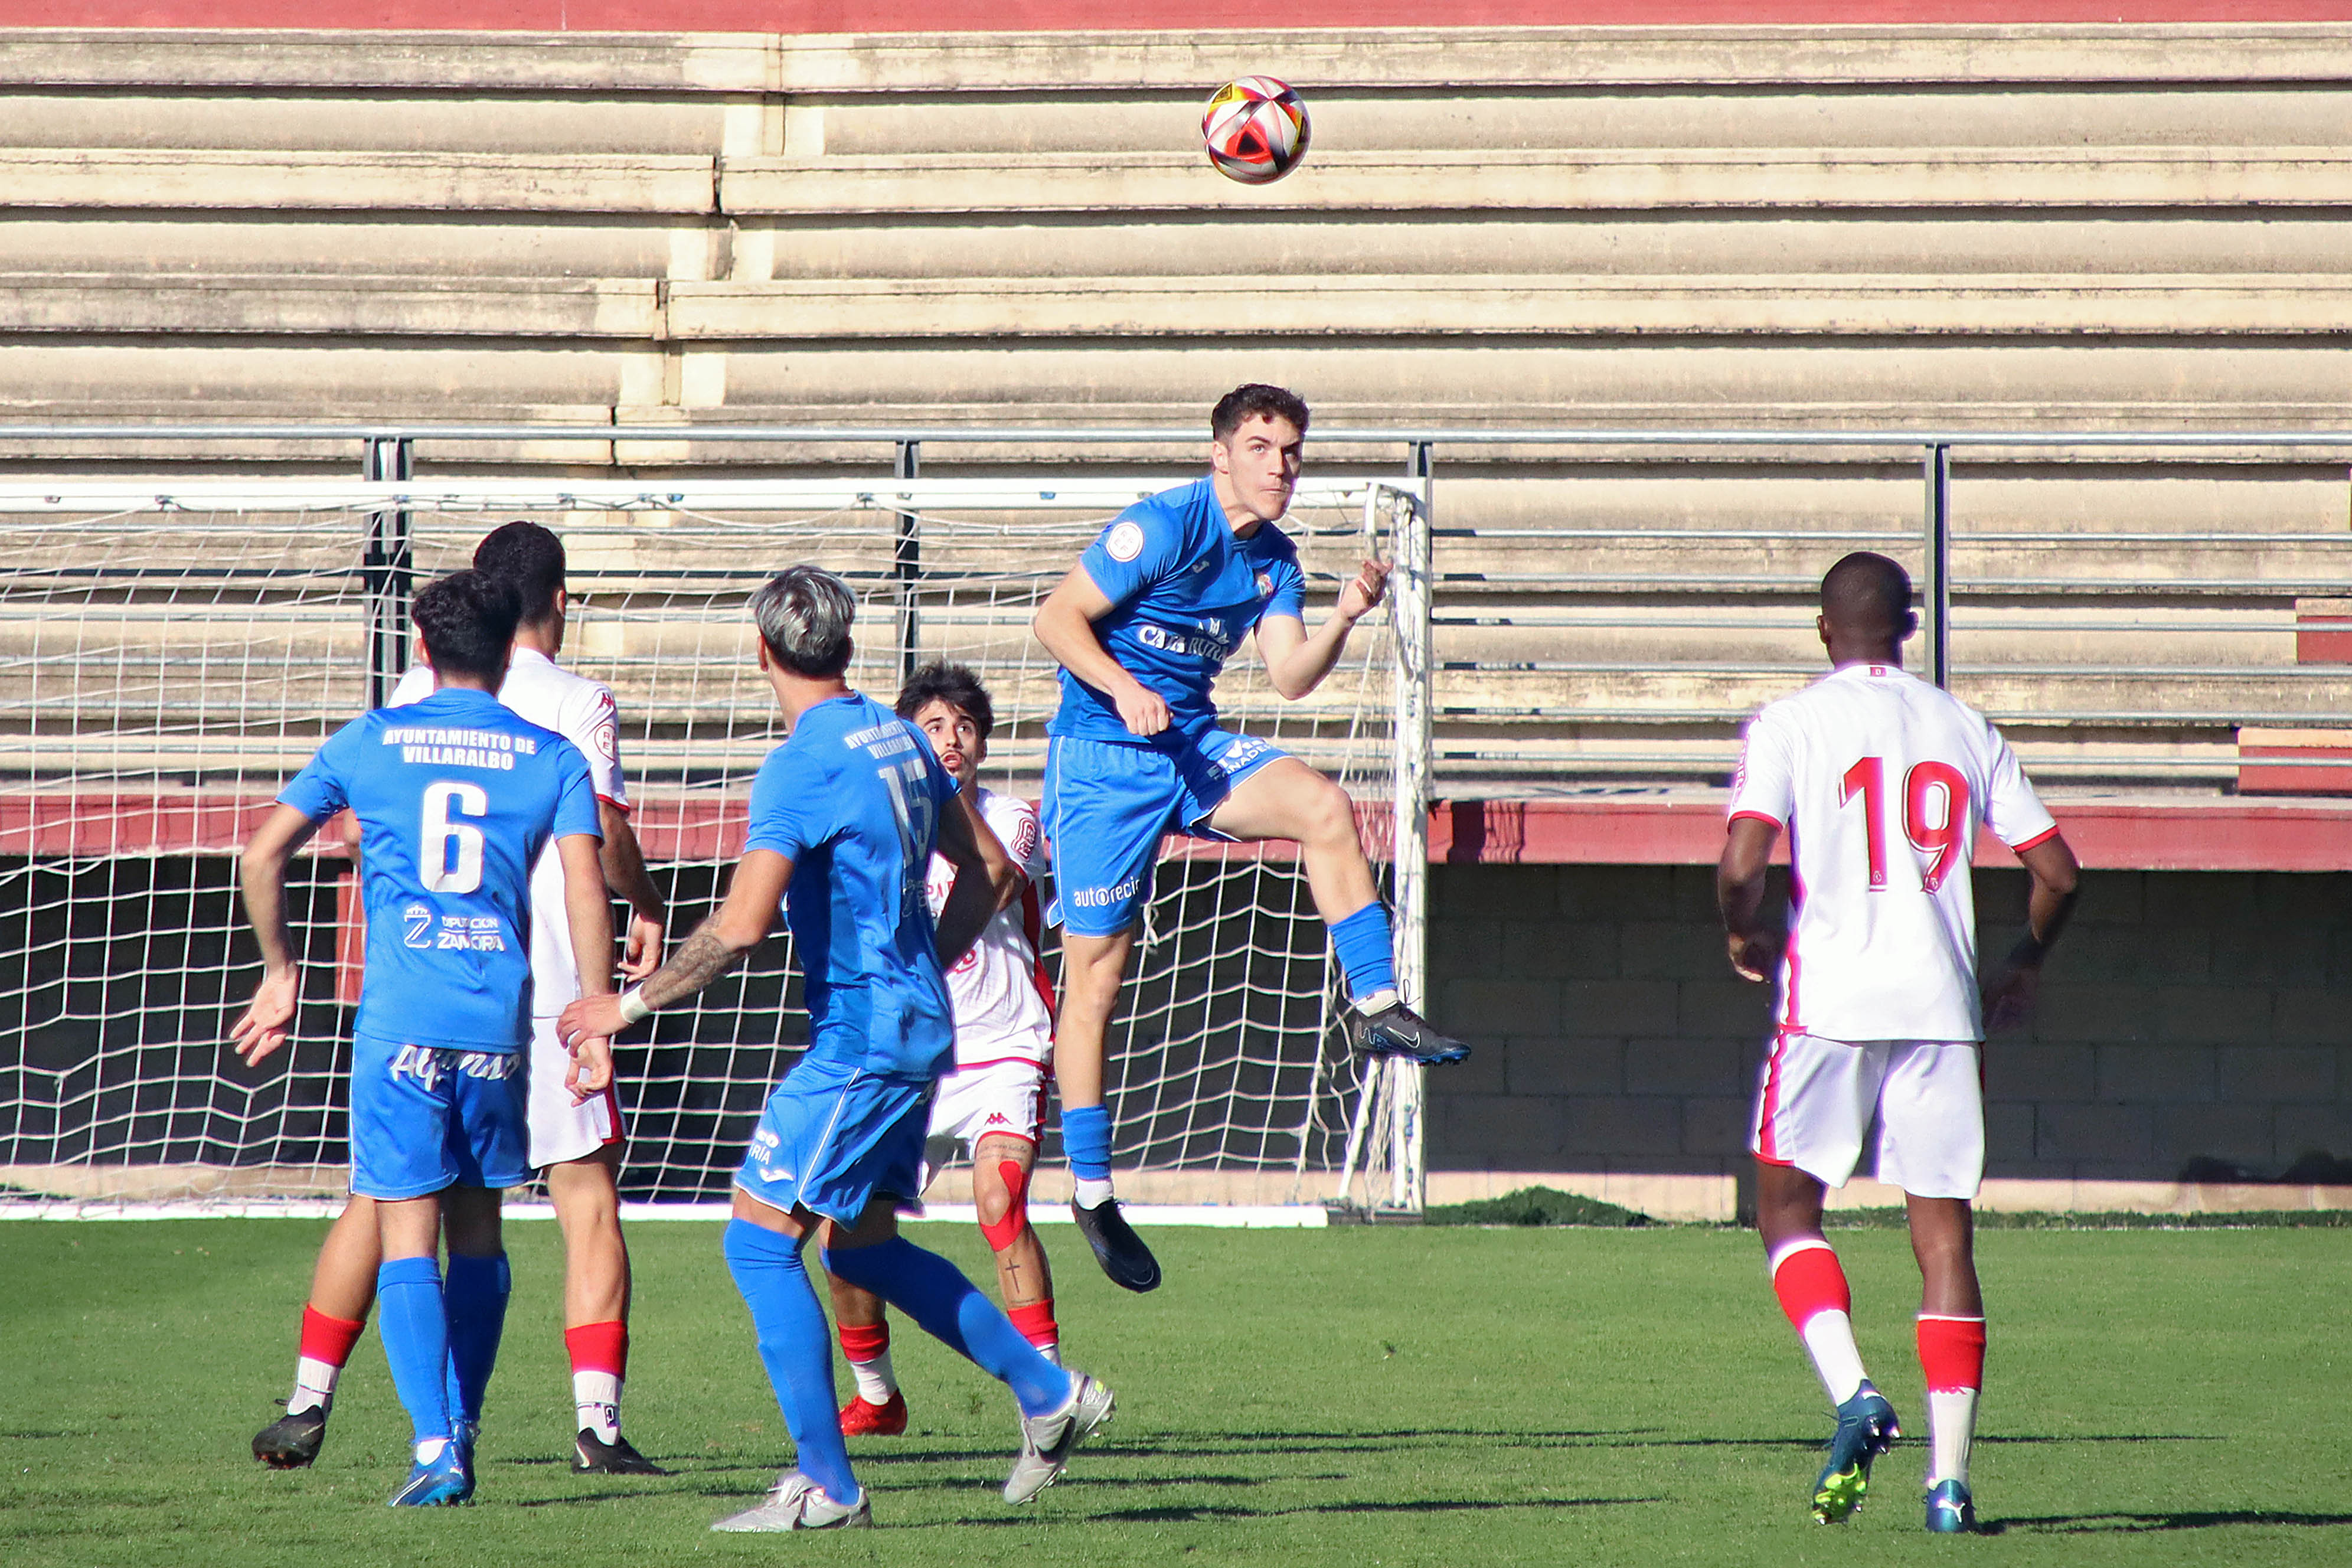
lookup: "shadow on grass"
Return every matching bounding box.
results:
[1984,1510,2352,1536]
[913,1495,1665,1527]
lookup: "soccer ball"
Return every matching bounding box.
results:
[1202,77,1311,185]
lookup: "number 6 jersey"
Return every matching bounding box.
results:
[1727,662,2058,1043]
[278,685,602,1051]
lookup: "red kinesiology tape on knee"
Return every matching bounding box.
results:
[1770,1242,1853,1331]
[837,1319,890,1363]
[299,1305,365,1368]
[1007,1300,1059,1349]
[979,1160,1031,1252]
[565,1319,629,1377]
[1916,1315,1987,1392]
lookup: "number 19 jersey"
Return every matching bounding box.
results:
[1727,663,2057,1043]
[279,685,602,1051]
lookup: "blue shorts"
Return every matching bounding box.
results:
[1044,728,1289,937]
[734,1054,931,1226]
[348,1033,531,1200]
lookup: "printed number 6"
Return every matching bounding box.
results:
[420,781,488,894]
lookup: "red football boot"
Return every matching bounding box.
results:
[838,1390,909,1436]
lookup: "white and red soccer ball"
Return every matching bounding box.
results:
[1202,76,1311,185]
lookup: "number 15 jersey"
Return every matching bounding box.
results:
[1727,663,2057,1044]
[279,685,602,1051]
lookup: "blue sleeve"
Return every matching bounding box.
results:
[1079,499,1190,609]
[276,718,362,821]
[548,740,602,841]
[745,744,825,861]
[1264,549,1307,621]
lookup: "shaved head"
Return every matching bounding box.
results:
[1821,551,1914,641]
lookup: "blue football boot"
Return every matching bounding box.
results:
[1925,1478,1977,1534]
[388,1438,471,1507]
[1812,1383,1902,1524]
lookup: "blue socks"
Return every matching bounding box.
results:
[1331,901,1398,1004]
[824,1236,1074,1419]
[723,1219,858,1504]
[442,1250,510,1427]
[1062,1103,1113,1184]
[375,1256,452,1447]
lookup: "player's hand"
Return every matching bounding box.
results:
[566,1034,614,1103]
[1338,557,1392,622]
[1982,962,2041,1034]
[1726,930,1782,984]
[620,912,665,981]
[1115,682,1171,737]
[228,968,300,1067]
[559,992,626,1050]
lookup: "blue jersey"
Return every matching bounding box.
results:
[744,692,962,1083]
[279,686,602,1051]
[1048,475,1308,743]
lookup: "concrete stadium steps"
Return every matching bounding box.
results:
[0,22,2344,796]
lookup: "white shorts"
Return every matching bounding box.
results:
[1750,1033,1984,1200]
[926,1057,1046,1149]
[526,1014,623,1170]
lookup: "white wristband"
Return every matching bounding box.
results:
[615,988,652,1025]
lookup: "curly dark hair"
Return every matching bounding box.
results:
[894,661,995,739]
[1211,383,1310,442]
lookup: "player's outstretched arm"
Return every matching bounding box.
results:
[556,830,618,1101]
[1716,815,1784,984]
[598,799,668,980]
[1033,566,1170,737]
[558,847,792,1048]
[1983,832,2081,1033]
[933,791,1014,968]
[1255,557,1390,700]
[228,803,325,1067]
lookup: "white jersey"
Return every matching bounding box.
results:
[926,786,1054,1068]
[1727,662,2057,1044]
[390,646,629,1017]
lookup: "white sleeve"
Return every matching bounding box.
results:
[1979,720,2057,850]
[984,792,1047,886]
[386,664,432,709]
[1727,704,1797,828]
[558,681,629,806]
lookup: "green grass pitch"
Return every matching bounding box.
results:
[4,1218,2347,1566]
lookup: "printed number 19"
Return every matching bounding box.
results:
[1840,756,1970,893]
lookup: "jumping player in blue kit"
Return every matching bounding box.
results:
[228,571,616,1507]
[560,566,1115,1531]
[1032,383,1472,1291]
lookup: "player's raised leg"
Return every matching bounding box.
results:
[251,1195,377,1468]
[1201,756,1468,1064]
[1756,1158,1900,1524]
[820,1197,1108,1506]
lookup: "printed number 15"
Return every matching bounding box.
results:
[1839,756,1971,893]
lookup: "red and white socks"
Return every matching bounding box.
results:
[1917,1314,1986,1488]
[566,1319,629,1443]
[286,1304,365,1417]
[838,1319,899,1404]
[1008,1301,1061,1366]
[1769,1237,1870,1406]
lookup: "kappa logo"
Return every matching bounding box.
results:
[1104,521,1145,562]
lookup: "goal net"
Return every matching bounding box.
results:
[0,473,1427,1217]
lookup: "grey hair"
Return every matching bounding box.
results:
[749,564,856,677]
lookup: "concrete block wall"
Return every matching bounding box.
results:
[1423,861,2352,1184]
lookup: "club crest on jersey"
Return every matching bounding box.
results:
[1257,571,1273,598]
[402,903,432,948]
[1104,521,1145,562]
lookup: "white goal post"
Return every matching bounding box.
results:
[0,474,1431,1220]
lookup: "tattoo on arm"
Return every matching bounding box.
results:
[641,919,744,1010]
